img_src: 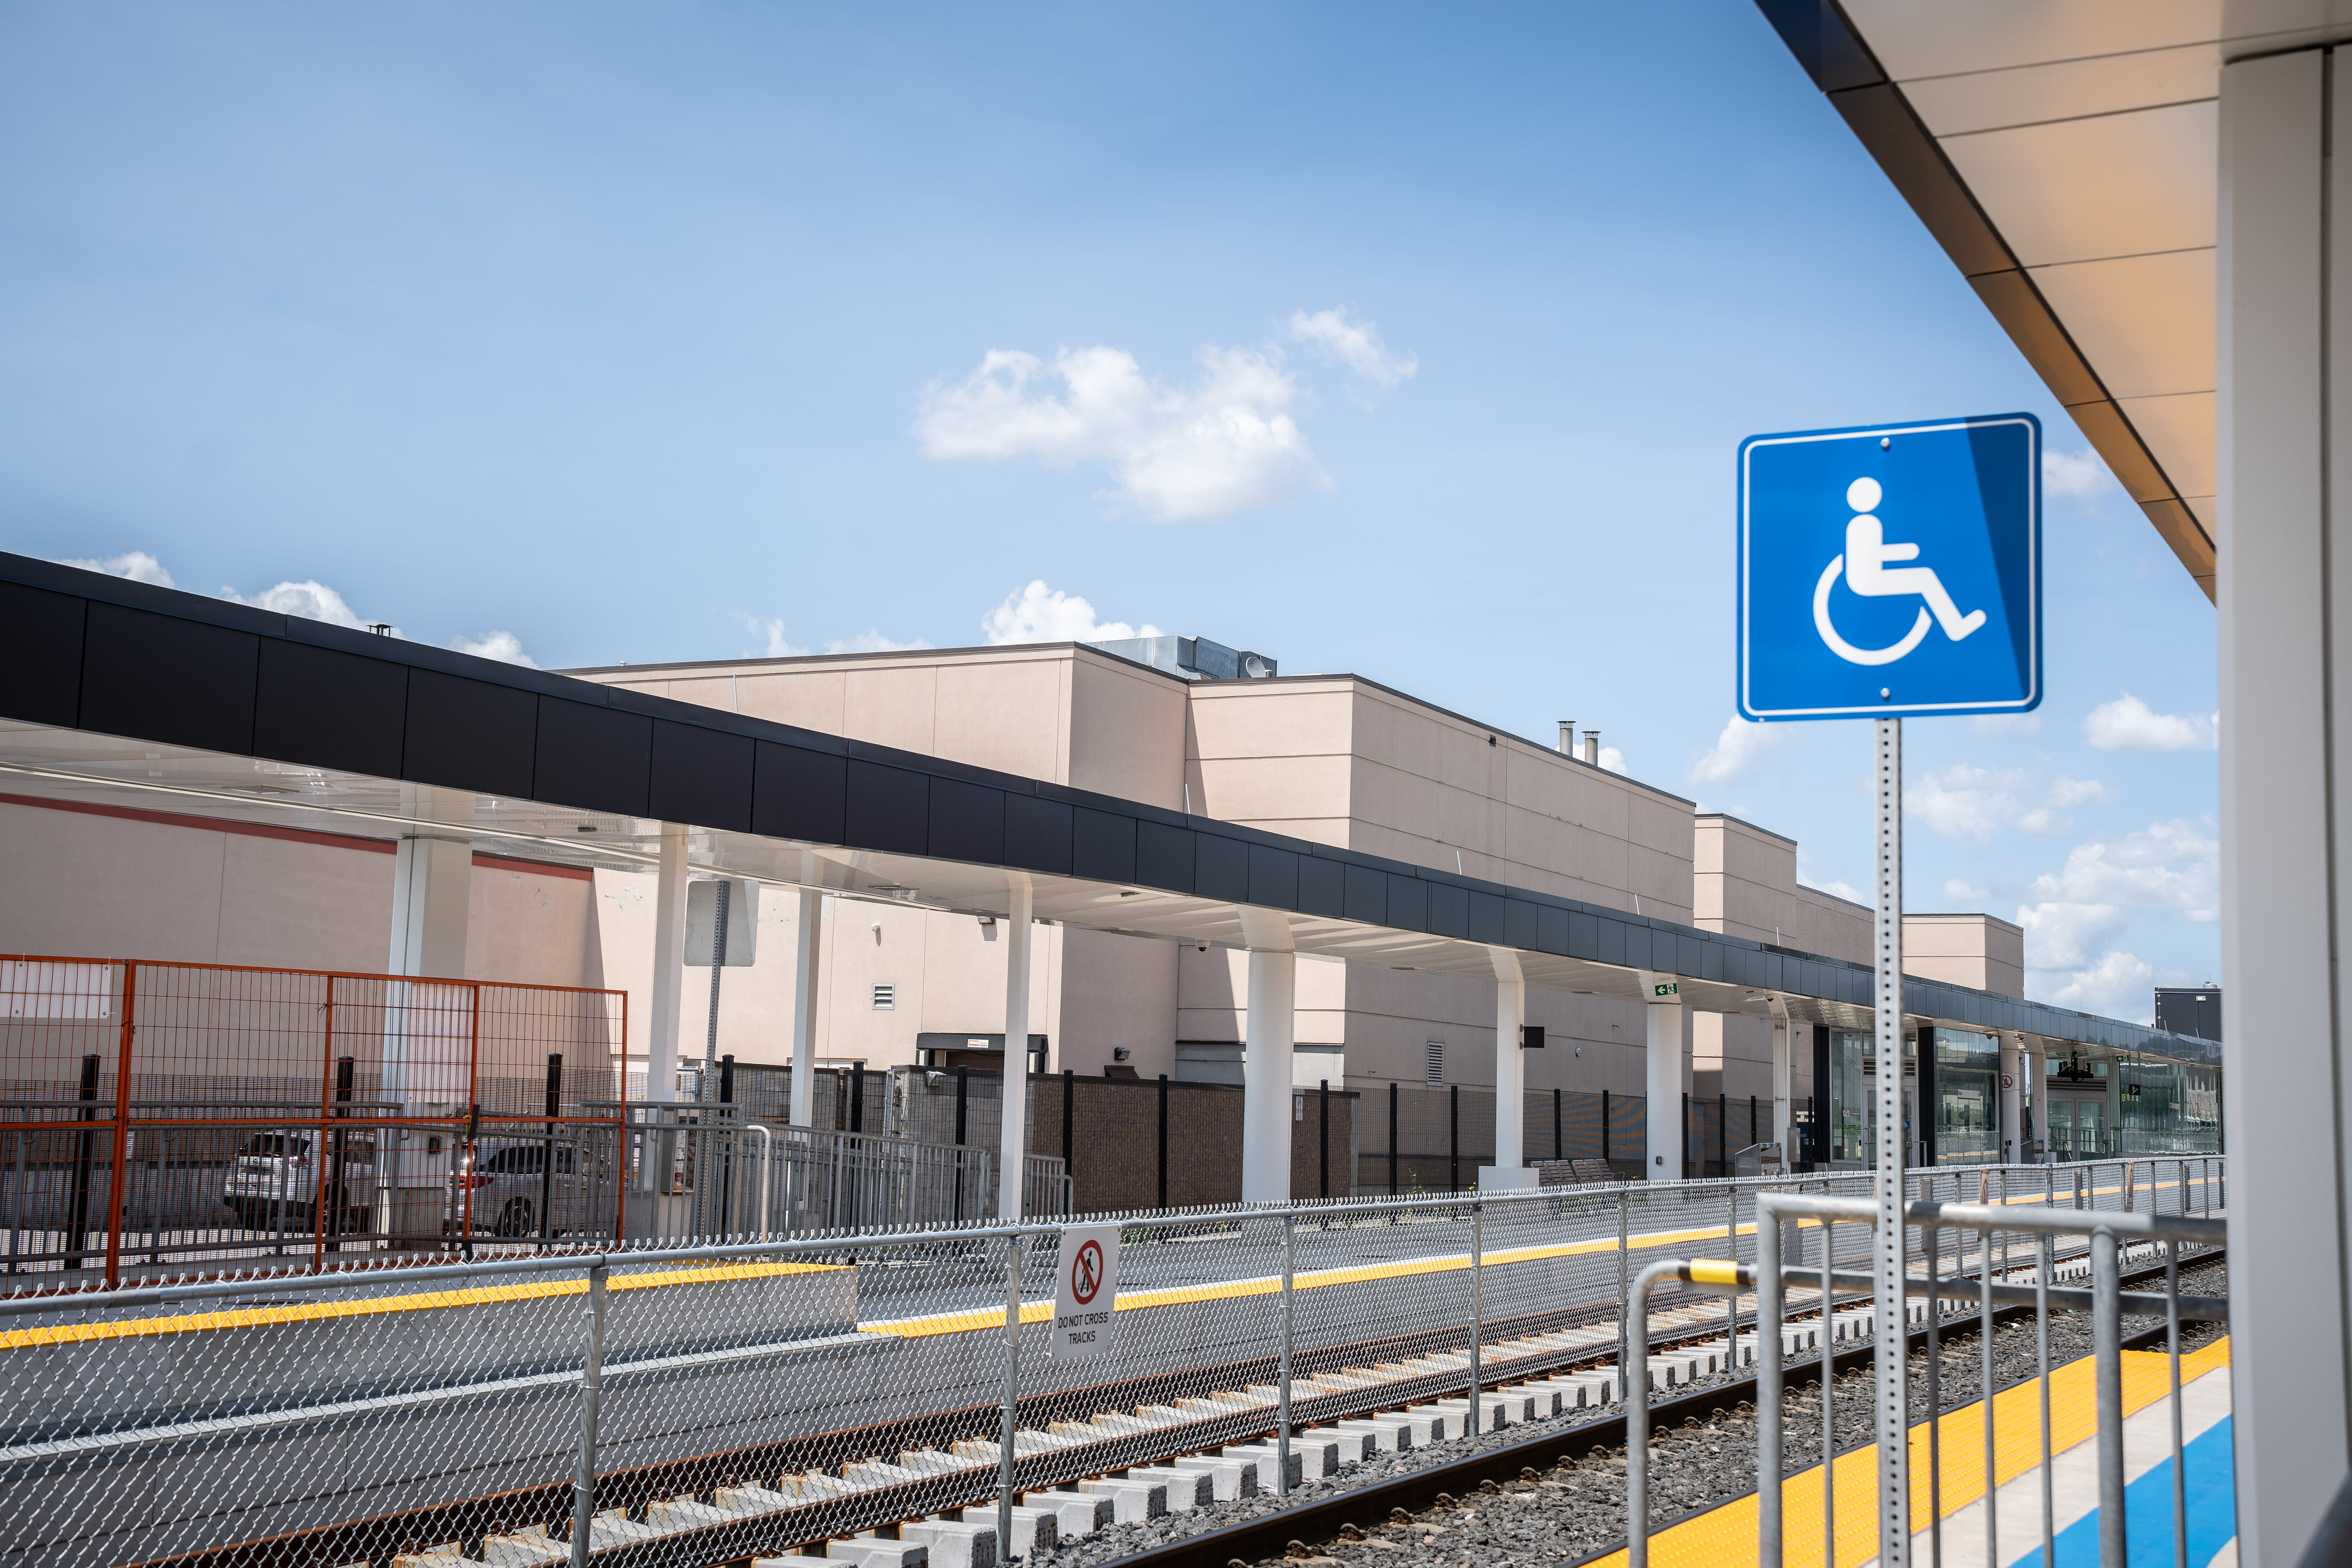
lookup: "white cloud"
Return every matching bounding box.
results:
[744,616,810,658]
[1288,307,1417,402]
[1597,746,1626,775]
[2024,818,2218,917]
[2041,950,2155,1020]
[2043,446,2115,498]
[61,551,175,587]
[982,580,1163,646]
[2083,693,2212,751]
[1689,715,1782,787]
[1943,879,1987,903]
[451,630,537,667]
[222,577,400,638]
[1800,873,1868,906]
[914,343,1326,521]
[1908,764,2108,842]
[2043,776,2109,809]
[823,630,932,655]
[2017,902,2129,970]
[1969,712,2041,738]
[1910,764,2028,842]
[2015,818,2219,1006]
[734,612,919,658]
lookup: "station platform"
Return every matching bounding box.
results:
[1591,1337,2234,1568]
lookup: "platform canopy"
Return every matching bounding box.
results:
[1748,0,2321,601]
[0,551,2213,1067]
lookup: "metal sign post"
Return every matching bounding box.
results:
[1736,412,2042,1568]
[1873,716,1910,1564]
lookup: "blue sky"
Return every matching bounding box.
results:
[0,1,2218,1022]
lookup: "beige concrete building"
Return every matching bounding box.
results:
[0,638,2030,1119]
[573,643,1730,1106]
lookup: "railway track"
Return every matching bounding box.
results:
[140,1233,2184,1568]
[1092,1245,2225,1568]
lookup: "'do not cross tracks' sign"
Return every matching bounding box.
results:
[1738,413,2041,722]
[1051,1222,1123,1362]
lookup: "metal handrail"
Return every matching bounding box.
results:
[1746,1186,2225,1568]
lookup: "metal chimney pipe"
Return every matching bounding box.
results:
[1558,720,1576,754]
[1583,730,1601,766]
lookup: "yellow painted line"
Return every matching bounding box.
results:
[1578,1336,2232,1567]
[863,1219,1763,1338]
[8,1173,2219,1349]
[0,1257,846,1350]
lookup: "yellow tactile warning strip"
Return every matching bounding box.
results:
[0,1257,847,1350]
[862,1173,2200,1339]
[859,1220,1761,1338]
[3,1173,2206,1349]
[1579,1336,2233,1568]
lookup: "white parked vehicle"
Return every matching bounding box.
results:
[221,1130,377,1233]
[451,1138,600,1237]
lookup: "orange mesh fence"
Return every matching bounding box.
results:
[0,955,626,1291]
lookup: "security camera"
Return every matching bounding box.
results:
[1196,939,1209,953]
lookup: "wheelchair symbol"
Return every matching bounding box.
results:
[1813,477,1987,667]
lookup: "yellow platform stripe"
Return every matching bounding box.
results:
[8,1173,2215,1349]
[870,1176,2210,1339]
[0,1257,846,1350]
[860,1219,1763,1337]
[1580,1336,2232,1568]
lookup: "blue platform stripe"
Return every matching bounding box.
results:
[2007,1415,2236,1568]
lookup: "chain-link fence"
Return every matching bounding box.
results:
[1,955,626,1285]
[0,1156,2223,1568]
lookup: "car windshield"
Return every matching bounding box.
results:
[480,1146,545,1174]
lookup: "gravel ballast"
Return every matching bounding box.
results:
[1036,1258,2228,1568]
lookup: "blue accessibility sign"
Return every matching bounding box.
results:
[1737,413,2041,721]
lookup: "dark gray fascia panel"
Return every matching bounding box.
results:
[0,549,2205,1064]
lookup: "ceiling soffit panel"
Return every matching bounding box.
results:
[1901,44,2223,137]
[1753,0,2219,599]
[1840,1,2224,79]
[2115,391,2218,498]
[2026,249,2216,400]
[1937,103,2218,266]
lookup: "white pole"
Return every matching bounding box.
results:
[1872,716,1910,1566]
[1493,971,1526,1173]
[790,888,823,1127]
[2001,1034,2024,1165]
[1769,996,1794,1161]
[997,882,1034,1220]
[646,823,690,1105]
[1639,972,1684,1179]
[1241,948,1298,1202]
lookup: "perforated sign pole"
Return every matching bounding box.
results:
[1873,716,1910,1566]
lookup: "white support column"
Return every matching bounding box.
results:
[2020,1043,2042,1161]
[2000,1034,2024,1165]
[1240,947,1297,1203]
[1767,996,1793,1161]
[789,888,823,1128]
[383,802,473,1240]
[997,881,1034,1220]
[1480,952,1535,1191]
[646,823,690,1104]
[388,835,471,979]
[1637,972,1685,1180]
[2221,48,2352,1561]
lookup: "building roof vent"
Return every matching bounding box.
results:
[1091,634,1278,681]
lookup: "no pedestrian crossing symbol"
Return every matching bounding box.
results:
[1051,1222,1122,1362]
[1737,413,2041,721]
